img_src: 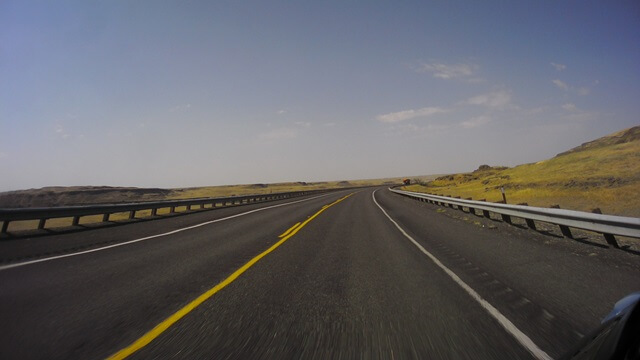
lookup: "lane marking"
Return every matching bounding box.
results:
[279,222,301,238]
[372,190,552,360]
[107,193,353,360]
[0,192,339,271]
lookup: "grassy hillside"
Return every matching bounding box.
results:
[403,126,640,217]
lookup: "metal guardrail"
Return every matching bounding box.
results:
[0,188,343,234]
[390,188,640,248]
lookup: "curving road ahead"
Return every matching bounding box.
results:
[1,188,639,359]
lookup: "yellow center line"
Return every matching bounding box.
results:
[107,193,353,360]
[278,222,301,238]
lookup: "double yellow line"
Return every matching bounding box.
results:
[107,193,353,360]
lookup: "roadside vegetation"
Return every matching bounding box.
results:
[403,126,640,217]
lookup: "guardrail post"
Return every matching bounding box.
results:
[38,218,47,230]
[129,211,135,219]
[72,216,80,226]
[589,208,620,248]
[186,205,191,211]
[453,197,464,210]
[103,213,110,222]
[477,199,491,218]
[170,206,176,214]
[1,221,8,234]
[466,198,475,215]
[525,219,537,230]
[559,225,573,239]
[501,214,512,224]
[603,234,619,248]
[151,208,157,216]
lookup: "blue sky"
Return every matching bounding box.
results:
[1,1,639,191]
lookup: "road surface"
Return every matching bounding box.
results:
[1,187,639,359]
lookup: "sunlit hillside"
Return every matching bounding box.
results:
[403,126,640,217]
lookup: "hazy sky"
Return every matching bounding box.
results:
[2,1,639,191]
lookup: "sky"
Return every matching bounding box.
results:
[1,1,639,191]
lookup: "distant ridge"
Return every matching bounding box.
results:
[556,125,640,157]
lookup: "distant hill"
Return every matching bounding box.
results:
[556,126,640,156]
[0,178,403,209]
[0,186,173,208]
[405,126,640,217]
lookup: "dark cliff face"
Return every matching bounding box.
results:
[0,186,173,208]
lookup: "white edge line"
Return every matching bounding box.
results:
[372,189,552,360]
[0,193,334,271]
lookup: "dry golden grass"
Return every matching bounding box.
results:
[404,135,640,217]
[166,178,403,200]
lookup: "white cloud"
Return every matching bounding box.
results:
[169,104,192,112]
[417,62,477,79]
[466,90,511,109]
[376,107,447,123]
[55,124,72,139]
[562,103,577,111]
[552,79,569,91]
[385,122,454,137]
[258,127,297,140]
[550,62,566,71]
[461,115,491,129]
[577,87,590,96]
[323,122,336,127]
[277,109,287,115]
[294,121,311,128]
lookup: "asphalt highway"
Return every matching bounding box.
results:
[1,187,639,359]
